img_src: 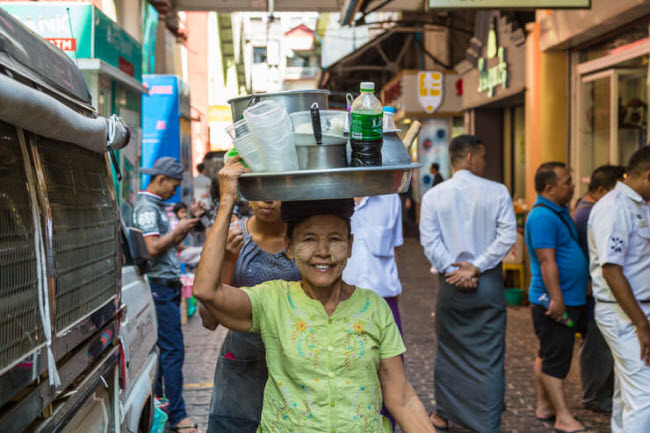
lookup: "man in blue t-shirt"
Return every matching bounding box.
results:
[525,162,592,433]
[573,165,625,413]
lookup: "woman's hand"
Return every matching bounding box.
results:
[218,156,249,204]
[226,223,245,258]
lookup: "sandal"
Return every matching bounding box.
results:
[171,422,199,432]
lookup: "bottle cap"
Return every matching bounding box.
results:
[382,106,395,113]
[360,82,375,92]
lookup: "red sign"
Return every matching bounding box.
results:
[118,56,135,78]
[46,38,76,52]
[383,79,401,106]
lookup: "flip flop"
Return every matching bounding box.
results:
[428,412,449,431]
[171,423,199,432]
[536,414,556,422]
[554,429,591,433]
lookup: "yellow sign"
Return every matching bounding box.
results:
[417,71,444,114]
[208,105,232,123]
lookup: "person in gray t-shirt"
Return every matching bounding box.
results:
[133,157,204,433]
[573,164,625,413]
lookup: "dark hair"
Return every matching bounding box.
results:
[430,162,440,171]
[449,134,484,165]
[534,162,566,193]
[588,164,626,193]
[281,199,354,240]
[210,178,219,202]
[197,162,205,173]
[627,145,650,177]
[173,202,187,215]
[204,151,220,161]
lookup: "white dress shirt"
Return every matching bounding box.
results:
[419,169,516,274]
[588,182,650,303]
[343,194,404,298]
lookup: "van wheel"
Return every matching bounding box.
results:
[138,394,154,433]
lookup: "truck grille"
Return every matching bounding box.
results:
[35,137,119,332]
[0,121,44,371]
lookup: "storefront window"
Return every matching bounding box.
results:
[581,76,611,185]
[577,52,649,194]
[617,67,647,165]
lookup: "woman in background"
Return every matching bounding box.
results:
[200,199,300,433]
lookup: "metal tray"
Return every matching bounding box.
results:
[239,163,420,201]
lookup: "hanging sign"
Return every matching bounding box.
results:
[428,0,589,8]
[478,47,508,97]
[417,71,444,114]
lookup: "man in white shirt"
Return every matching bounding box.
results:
[343,194,404,331]
[588,145,650,433]
[419,134,516,433]
[343,193,404,428]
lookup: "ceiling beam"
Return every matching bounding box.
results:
[173,0,421,12]
[174,0,340,12]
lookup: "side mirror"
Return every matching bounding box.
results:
[122,226,151,266]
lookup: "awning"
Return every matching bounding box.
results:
[318,30,418,107]
[77,59,149,95]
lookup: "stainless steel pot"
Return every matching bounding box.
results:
[294,133,348,170]
[228,90,330,120]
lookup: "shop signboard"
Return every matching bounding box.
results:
[382,70,462,116]
[417,72,444,114]
[461,12,525,109]
[428,0,589,8]
[1,3,142,81]
[143,75,193,204]
[209,105,234,151]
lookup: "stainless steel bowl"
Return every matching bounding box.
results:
[294,133,348,170]
[296,143,348,170]
[228,90,330,120]
[238,163,420,201]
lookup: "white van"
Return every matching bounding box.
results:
[0,9,157,433]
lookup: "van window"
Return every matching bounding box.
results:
[0,121,44,371]
[32,136,119,332]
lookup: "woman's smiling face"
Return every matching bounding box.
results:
[287,214,352,290]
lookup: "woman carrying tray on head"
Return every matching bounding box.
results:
[194,156,434,433]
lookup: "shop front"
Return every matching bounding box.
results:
[1,3,147,222]
[458,11,530,198]
[539,0,650,196]
[382,69,464,202]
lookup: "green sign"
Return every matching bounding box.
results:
[429,0,589,7]
[141,2,158,75]
[477,17,508,97]
[1,3,142,81]
[478,47,508,97]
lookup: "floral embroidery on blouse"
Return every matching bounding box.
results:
[343,296,375,370]
[244,281,406,433]
[287,293,320,369]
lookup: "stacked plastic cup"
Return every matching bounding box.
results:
[243,100,299,172]
[225,119,266,172]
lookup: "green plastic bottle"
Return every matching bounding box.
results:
[350,82,383,166]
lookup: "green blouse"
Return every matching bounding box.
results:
[244,280,406,433]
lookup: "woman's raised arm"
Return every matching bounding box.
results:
[193,157,254,332]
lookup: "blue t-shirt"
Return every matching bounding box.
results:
[525,196,588,306]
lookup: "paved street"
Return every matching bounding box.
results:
[182,237,612,432]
